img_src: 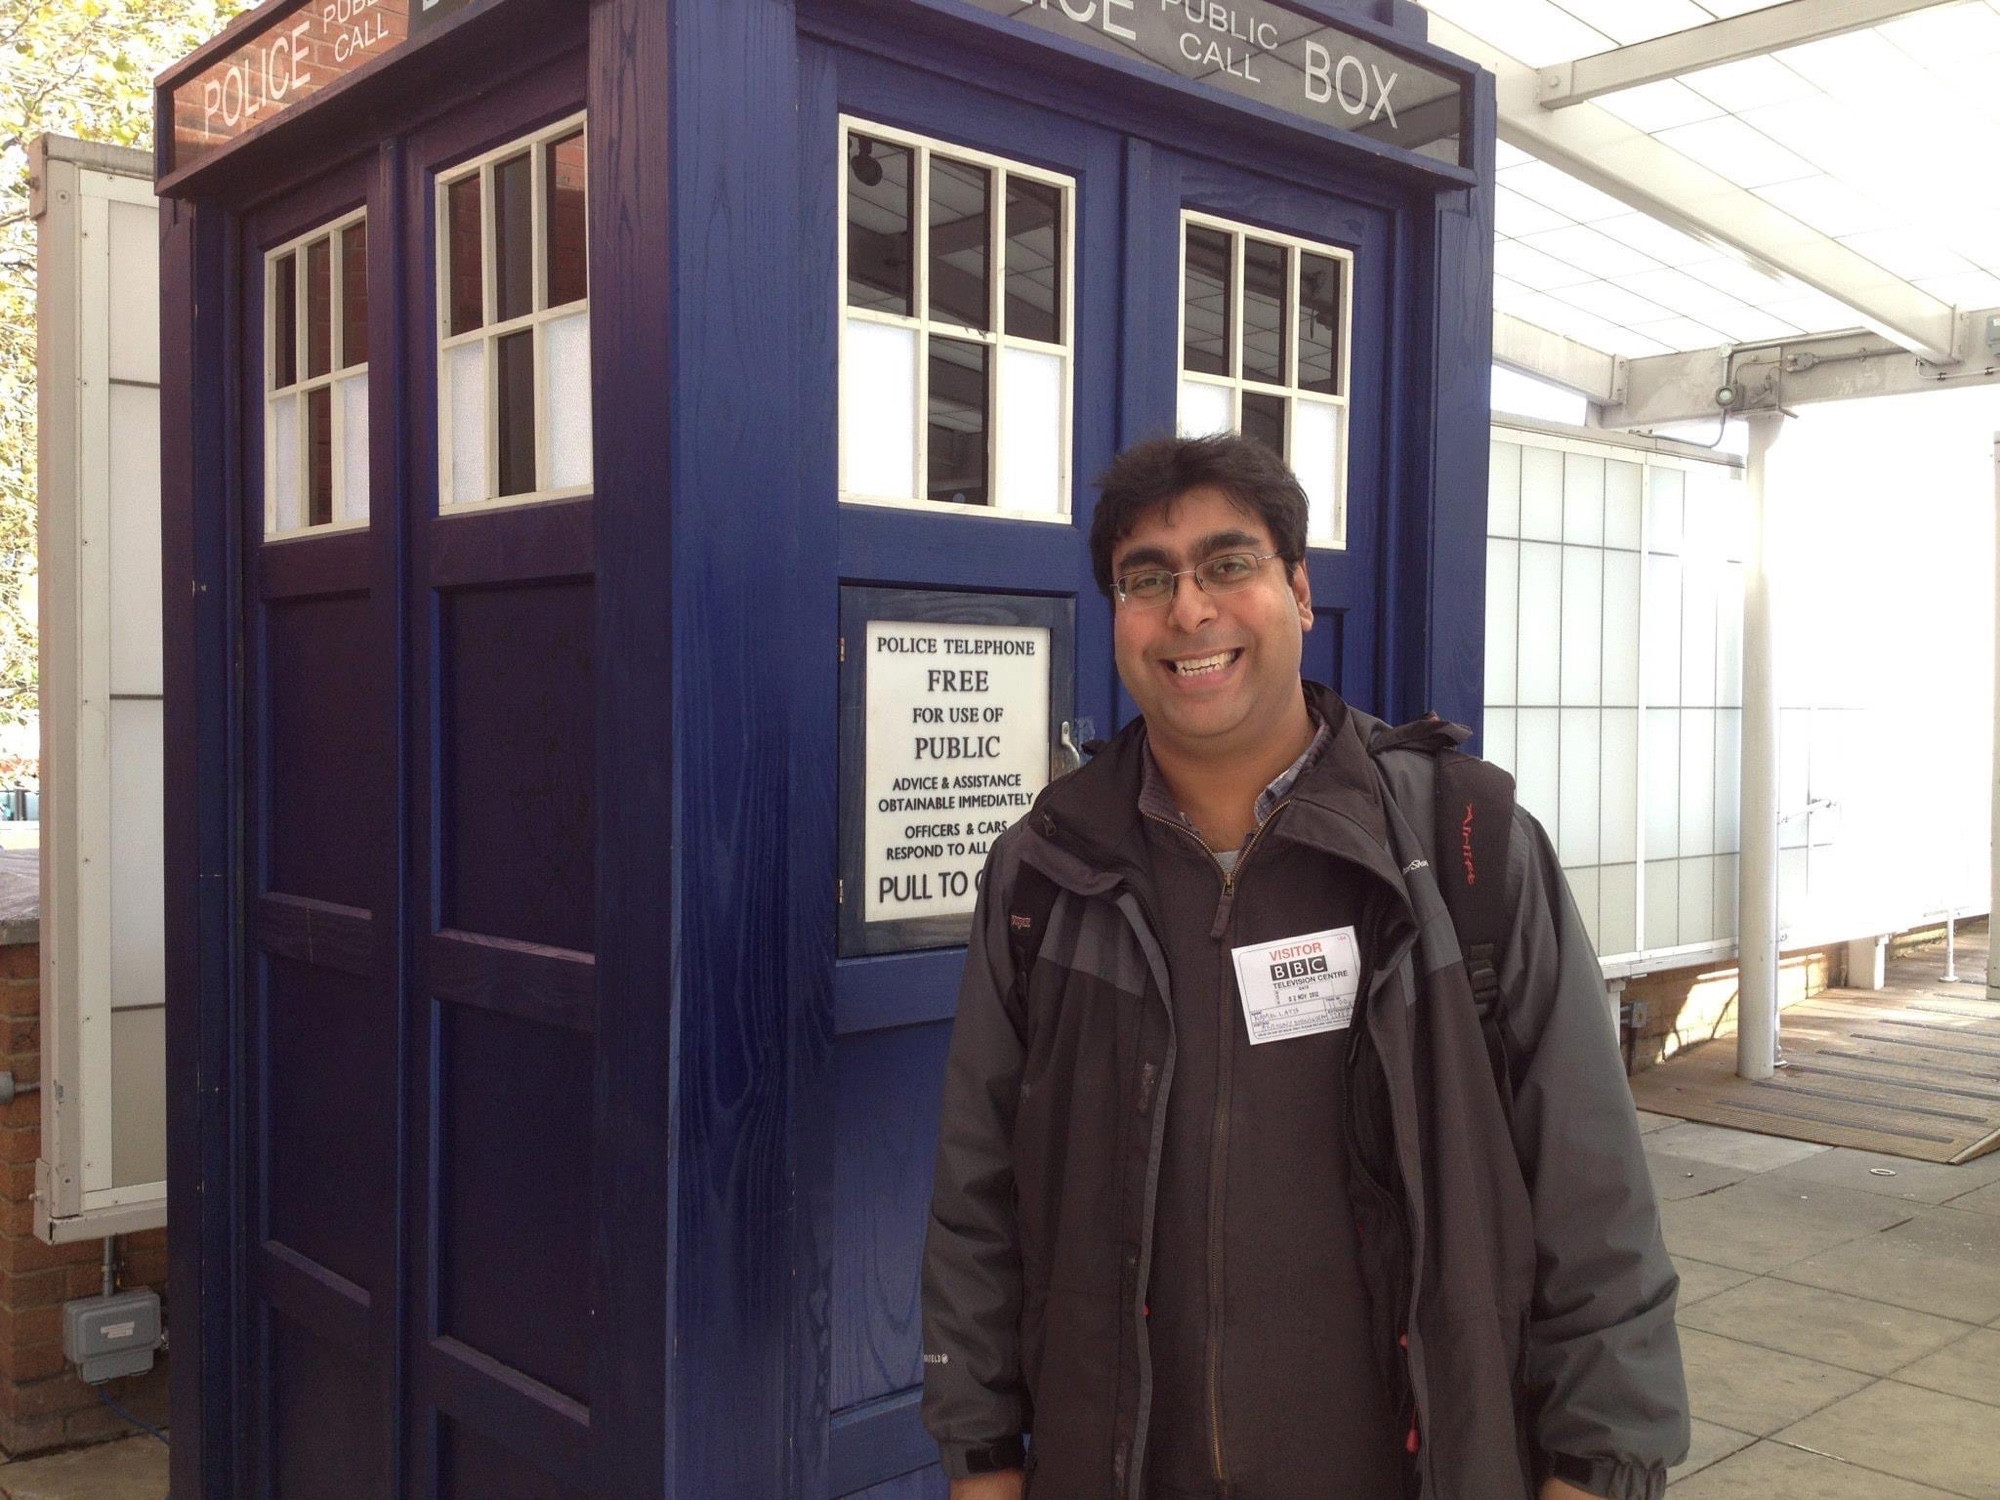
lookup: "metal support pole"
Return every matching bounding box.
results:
[1738,412,1785,1080]
[1992,435,2000,1004]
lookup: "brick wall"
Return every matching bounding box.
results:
[0,937,169,1454]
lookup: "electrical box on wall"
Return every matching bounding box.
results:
[62,1288,162,1384]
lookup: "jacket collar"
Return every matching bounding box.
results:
[1023,682,1414,911]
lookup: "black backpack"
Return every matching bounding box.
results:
[1003,716,1518,1098]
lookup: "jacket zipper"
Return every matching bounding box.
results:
[1139,804,1288,1493]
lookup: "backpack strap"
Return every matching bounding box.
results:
[1006,864,1061,1016]
[1432,746,1518,1097]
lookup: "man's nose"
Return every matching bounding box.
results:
[1165,571,1219,632]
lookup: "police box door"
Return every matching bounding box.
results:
[806,29,1407,1500]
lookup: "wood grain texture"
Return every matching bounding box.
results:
[255,893,374,978]
[584,0,672,1495]
[430,930,596,1033]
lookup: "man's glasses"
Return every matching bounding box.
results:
[1113,551,1280,607]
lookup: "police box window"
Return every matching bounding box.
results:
[265,209,369,537]
[436,114,591,510]
[1178,213,1351,548]
[840,119,1074,520]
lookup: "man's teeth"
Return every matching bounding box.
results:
[1174,652,1233,677]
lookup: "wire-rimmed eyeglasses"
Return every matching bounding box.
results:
[1113,551,1279,608]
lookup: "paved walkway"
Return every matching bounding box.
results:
[0,1116,1994,1497]
[1647,1110,2000,1496]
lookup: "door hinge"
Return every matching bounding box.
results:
[836,878,844,905]
[838,636,845,664]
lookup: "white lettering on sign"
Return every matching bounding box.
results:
[966,0,1456,164]
[864,621,1051,923]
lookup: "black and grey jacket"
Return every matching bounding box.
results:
[921,687,1688,1500]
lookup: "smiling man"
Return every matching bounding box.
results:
[922,435,1687,1500]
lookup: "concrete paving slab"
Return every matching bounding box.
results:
[1648,1149,1753,1202]
[1673,1257,1757,1309]
[1668,1419,1757,1484]
[1647,1122,1831,1174]
[1951,1179,2000,1216]
[1666,1438,1967,1498]
[1659,1175,1917,1274]
[1778,1207,2000,1325]
[1775,1380,2000,1498]
[1637,1109,1681,1134]
[1892,1326,2000,1409]
[1676,1326,1873,1437]
[1770,1145,2000,1207]
[0,1436,167,1500]
[1676,1277,1974,1376]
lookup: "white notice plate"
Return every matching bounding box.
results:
[1230,927,1361,1045]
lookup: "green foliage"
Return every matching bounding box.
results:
[0,0,252,730]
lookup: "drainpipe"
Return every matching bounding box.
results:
[1738,411,1785,1080]
[1991,435,2000,1005]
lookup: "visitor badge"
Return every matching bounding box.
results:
[1230,927,1361,1044]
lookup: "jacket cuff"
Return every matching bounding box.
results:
[1547,1453,1667,1500]
[938,1436,1027,1481]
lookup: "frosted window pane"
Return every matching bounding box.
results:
[545,311,594,490]
[1605,459,1642,549]
[1516,542,1561,706]
[1292,400,1339,542]
[843,318,917,499]
[1482,707,1516,774]
[1648,465,1684,552]
[270,395,300,532]
[1519,446,1564,541]
[1567,865,1600,952]
[1645,859,1679,950]
[1712,855,1738,946]
[1779,846,1807,930]
[1559,708,1601,867]
[1562,453,1604,546]
[1713,708,1741,855]
[1178,378,1231,438]
[1641,554,1682,707]
[997,346,1063,513]
[1488,441,1521,537]
[1484,538,1518,705]
[338,375,369,523]
[1715,562,1743,708]
[1559,547,1602,705]
[1598,861,1637,957]
[1514,708,1559,831]
[1680,710,1716,857]
[1600,708,1639,863]
[1680,559,1718,707]
[1679,856,1715,947]
[447,341,488,505]
[1645,709,1680,859]
[1602,550,1641,706]
[1779,708,1809,851]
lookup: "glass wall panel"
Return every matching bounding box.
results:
[546,132,588,308]
[305,386,333,525]
[448,175,484,335]
[927,338,989,506]
[1297,253,1341,394]
[1239,390,1284,457]
[273,253,298,388]
[493,152,534,325]
[1182,226,1231,376]
[495,329,536,496]
[928,157,990,330]
[305,237,332,379]
[1004,178,1061,344]
[1240,239,1286,385]
[340,221,369,368]
[846,136,913,316]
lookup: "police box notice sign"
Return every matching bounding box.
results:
[865,621,1051,923]
[959,0,1466,166]
[839,587,1074,958]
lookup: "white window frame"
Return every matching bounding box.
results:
[264,206,369,540]
[837,115,1076,524]
[435,110,591,514]
[1177,210,1353,550]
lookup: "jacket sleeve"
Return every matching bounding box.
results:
[1498,808,1690,1500]
[920,847,1032,1480]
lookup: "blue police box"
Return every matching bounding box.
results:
[153,0,1494,1494]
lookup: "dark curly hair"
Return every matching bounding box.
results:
[1088,434,1308,599]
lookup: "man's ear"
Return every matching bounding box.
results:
[1290,559,1313,630]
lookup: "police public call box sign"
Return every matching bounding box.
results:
[960,0,1466,165]
[840,588,1074,956]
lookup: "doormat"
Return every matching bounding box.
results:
[1630,939,2000,1165]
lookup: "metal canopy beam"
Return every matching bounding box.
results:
[1537,0,1959,109]
[1602,307,2000,428]
[1493,312,1625,405]
[1428,16,1958,364]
